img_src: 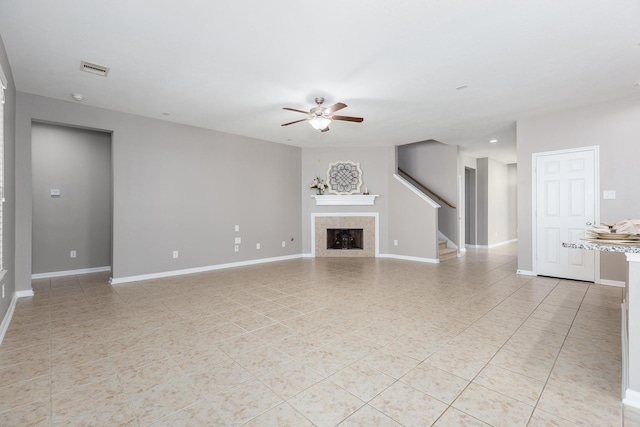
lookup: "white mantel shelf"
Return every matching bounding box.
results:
[311,195,379,206]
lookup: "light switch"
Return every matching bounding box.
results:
[603,190,616,200]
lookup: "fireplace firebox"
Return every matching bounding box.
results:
[327,228,364,250]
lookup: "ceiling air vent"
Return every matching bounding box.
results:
[80,60,109,77]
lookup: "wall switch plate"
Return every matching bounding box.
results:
[256,243,260,250]
[172,250,179,259]
[50,189,61,197]
[603,190,616,200]
[394,240,398,246]
[235,225,240,232]
[70,250,77,258]
[234,237,241,244]
[281,241,286,247]
[234,245,239,252]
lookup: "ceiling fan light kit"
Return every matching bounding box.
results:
[282,97,363,132]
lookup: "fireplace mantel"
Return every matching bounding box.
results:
[311,195,379,206]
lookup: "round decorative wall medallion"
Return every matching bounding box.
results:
[326,161,362,195]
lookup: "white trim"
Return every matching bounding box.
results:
[0,292,17,346]
[379,253,439,264]
[627,253,640,263]
[531,146,600,280]
[16,290,34,297]
[310,212,379,258]
[32,266,111,279]
[473,239,518,249]
[516,269,535,276]
[311,195,378,206]
[624,389,640,410]
[598,279,625,288]
[109,254,302,285]
[393,174,441,209]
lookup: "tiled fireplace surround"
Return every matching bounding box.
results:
[313,214,377,258]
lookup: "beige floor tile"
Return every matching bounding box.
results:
[0,248,625,426]
[288,379,364,427]
[0,397,51,426]
[527,408,580,426]
[369,381,448,426]
[243,402,314,427]
[257,359,323,400]
[473,364,545,406]
[452,382,534,427]
[208,379,283,426]
[340,404,402,427]
[329,360,396,401]
[400,363,469,404]
[537,383,621,426]
[433,407,491,426]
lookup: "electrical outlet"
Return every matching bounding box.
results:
[256,243,261,250]
[235,237,241,244]
[70,250,77,259]
[172,250,179,259]
[282,241,286,247]
[234,245,239,252]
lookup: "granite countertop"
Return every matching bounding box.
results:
[563,241,640,253]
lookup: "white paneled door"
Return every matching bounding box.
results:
[535,148,597,281]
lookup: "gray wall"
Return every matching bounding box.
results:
[0,34,16,325]
[517,97,640,281]
[15,93,302,288]
[397,140,459,244]
[477,157,516,246]
[301,146,393,254]
[31,123,111,274]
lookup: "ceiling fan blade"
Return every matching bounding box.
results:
[326,102,347,114]
[282,107,310,114]
[332,115,364,123]
[281,118,308,126]
[320,127,330,133]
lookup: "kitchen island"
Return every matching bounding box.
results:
[563,241,640,411]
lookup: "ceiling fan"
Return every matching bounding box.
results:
[281,97,364,132]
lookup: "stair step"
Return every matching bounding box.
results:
[439,247,457,261]
[438,239,447,249]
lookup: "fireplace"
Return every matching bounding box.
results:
[313,214,377,257]
[327,228,364,250]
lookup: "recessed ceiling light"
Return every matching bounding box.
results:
[489,139,498,143]
[162,112,170,116]
[455,85,468,91]
[71,93,83,102]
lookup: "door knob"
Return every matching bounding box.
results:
[586,222,593,226]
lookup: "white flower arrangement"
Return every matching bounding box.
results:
[310,176,328,194]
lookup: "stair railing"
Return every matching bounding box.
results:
[397,167,456,209]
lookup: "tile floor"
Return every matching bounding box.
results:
[0,244,633,426]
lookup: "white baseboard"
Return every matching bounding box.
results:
[624,389,640,410]
[379,254,439,264]
[0,293,18,346]
[110,255,302,285]
[32,266,111,280]
[598,279,625,288]
[16,290,34,298]
[516,269,535,276]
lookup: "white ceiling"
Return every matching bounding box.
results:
[1,0,639,164]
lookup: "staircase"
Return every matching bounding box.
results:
[438,240,457,262]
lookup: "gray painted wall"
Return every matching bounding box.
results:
[397,140,459,244]
[517,97,640,281]
[15,93,302,288]
[477,158,516,246]
[31,123,112,274]
[0,34,16,325]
